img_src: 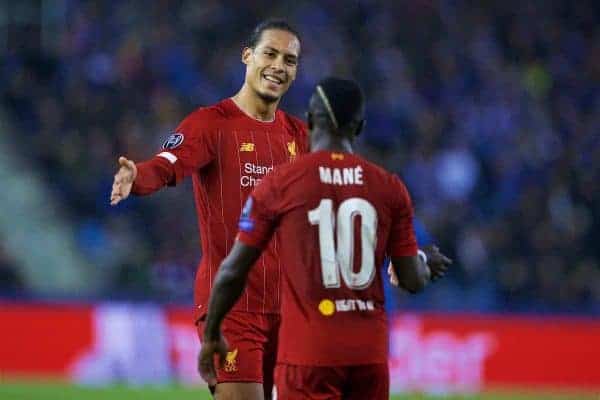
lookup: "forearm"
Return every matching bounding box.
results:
[131,156,176,195]
[392,253,431,294]
[411,254,431,293]
[203,265,247,340]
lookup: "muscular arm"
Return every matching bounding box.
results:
[389,245,452,292]
[203,241,262,340]
[391,255,431,293]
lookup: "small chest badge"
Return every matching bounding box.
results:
[240,142,255,152]
[287,141,297,159]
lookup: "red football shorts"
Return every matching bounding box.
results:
[197,311,280,394]
[274,363,389,400]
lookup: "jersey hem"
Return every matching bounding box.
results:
[276,359,389,367]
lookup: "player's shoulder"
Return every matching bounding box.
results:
[353,154,407,190]
[353,153,390,176]
[278,110,308,135]
[263,151,313,188]
[183,99,233,124]
[174,99,237,139]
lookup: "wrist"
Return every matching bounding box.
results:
[203,330,220,342]
[417,249,428,265]
[203,322,220,341]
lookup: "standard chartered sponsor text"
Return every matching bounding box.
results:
[241,162,274,187]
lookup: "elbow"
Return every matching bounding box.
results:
[214,262,238,286]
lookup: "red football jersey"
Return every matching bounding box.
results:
[237,150,418,366]
[132,99,307,317]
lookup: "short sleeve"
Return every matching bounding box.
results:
[237,173,280,249]
[158,109,217,185]
[386,175,418,258]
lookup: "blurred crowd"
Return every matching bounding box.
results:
[1,0,598,313]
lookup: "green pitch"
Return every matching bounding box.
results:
[0,381,595,400]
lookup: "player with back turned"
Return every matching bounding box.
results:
[110,20,306,400]
[199,78,452,399]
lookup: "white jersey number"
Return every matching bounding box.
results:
[308,198,377,290]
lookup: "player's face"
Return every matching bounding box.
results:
[243,29,300,103]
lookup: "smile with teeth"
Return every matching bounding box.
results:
[264,75,284,85]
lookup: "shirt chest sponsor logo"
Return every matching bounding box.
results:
[318,298,375,316]
[240,162,274,187]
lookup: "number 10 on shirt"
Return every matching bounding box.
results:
[308,198,377,290]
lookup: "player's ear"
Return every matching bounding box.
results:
[354,119,365,136]
[242,47,253,65]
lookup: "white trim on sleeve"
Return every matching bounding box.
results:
[157,151,178,164]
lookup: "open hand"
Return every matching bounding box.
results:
[422,245,452,281]
[110,156,137,206]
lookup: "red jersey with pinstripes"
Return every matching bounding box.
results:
[134,98,307,318]
[237,151,418,365]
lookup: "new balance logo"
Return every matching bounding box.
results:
[240,143,255,152]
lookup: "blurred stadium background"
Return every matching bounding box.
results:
[0,0,598,399]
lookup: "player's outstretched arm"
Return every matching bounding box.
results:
[110,156,137,205]
[199,240,262,386]
[110,150,184,204]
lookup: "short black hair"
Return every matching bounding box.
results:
[311,77,365,135]
[247,19,300,49]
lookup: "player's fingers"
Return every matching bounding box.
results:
[110,184,124,200]
[110,188,121,199]
[111,183,122,196]
[126,159,136,170]
[118,157,135,171]
[200,364,216,387]
[119,157,133,172]
[218,347,228,369]
[198,355,217,386]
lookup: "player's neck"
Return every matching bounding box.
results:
[311,130,353,154]
[232,86,279,122]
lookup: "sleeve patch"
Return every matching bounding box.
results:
[238,197,255,232]
[162,133,184,150]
